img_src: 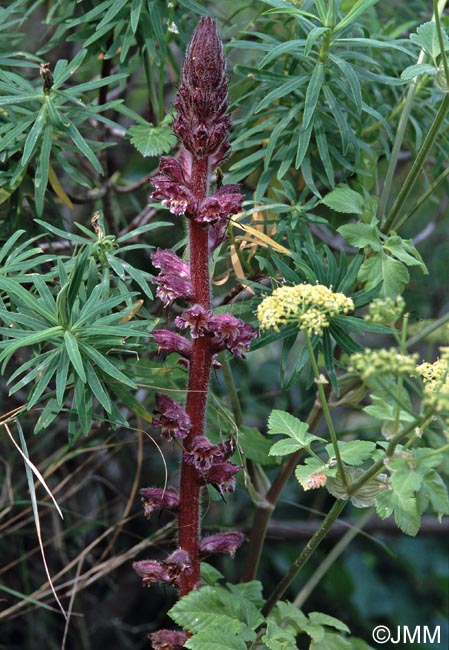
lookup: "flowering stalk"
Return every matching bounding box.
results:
[133,17,256,641]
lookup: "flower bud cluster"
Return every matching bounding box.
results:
[348,348,418,382]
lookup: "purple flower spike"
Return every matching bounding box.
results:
[174,17,231,159]
[175,304,212,338]
[201,461,242,494]
[199,531,245,559]
[208,313,257,358]
[153,329,192,359]
[152,248,194,305]
[149,629,188,650]
[153,394,191,440]
[140,487,180,519]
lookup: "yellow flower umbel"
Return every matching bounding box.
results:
[416,348,449,414]
[257,283,354,336]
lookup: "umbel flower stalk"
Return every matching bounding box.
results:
[133,16,256,642]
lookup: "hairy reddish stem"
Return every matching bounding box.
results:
[177,163,212,594]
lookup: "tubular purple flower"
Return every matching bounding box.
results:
[153,393,191,440]
[153,329,192,359]
[200,460,242,494]
[133,549,192,588]
[175,304,212,338]
[196,185,244,225]
[151,176,196,216]
[184,436,236,471]
[149,629,188,650]
[152,248,194,305]
[208,313,258,358]
[140,487,180,519]
[133,560,171,586]
[152,248,190,278]
[199,531,245,559]
[164,548,193,581]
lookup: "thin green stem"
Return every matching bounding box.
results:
[242,397,326,582]
[305,333,347,488]
[393,164,449,231]
[434,0,449,85]
[261,498,347,617]
[383,93,449,233]
[347,415,433,497]
[219,352,243,427]
[378,0,447,226]
[293,507,374,609]
[406,309,449,348]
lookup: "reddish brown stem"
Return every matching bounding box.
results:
[177,161,212,594]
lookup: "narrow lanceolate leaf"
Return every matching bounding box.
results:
[303,63,324,130]
[35,123,53,215]
[20,104,46,170]
[79,341,137,388]
[67,121,103,174]
[64,330,86,383]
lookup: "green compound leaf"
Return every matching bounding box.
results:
[326,440,376,466]
[358,251,409,298]
[169,585,262,641]
[127,123,176,157]
[267,410,325,451]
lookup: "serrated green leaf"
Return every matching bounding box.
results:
[185,630,247,650]
[376,487,421,535]
[127,123,176,157]
[383,235,427,272]
[169,586,256,638]
[418,470,449,518]
[323,186,365,215]
[337,223,381,249]
[269,438,303,456]
[410,21,449,60]
[326,440,376,466]
[296,457,337,489]
[308,612,350,633]
[267,410,324,448]
[310,632,352,650]
[358,252,409,298]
